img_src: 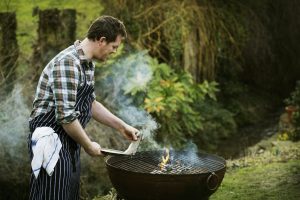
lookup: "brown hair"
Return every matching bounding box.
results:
[87,15,127,43]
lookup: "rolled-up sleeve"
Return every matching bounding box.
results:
[51,59,80,124]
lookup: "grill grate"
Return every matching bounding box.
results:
[107,151,225,175]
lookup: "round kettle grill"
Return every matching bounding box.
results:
[105,150,226,200]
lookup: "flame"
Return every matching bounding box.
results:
[160,148,170,170]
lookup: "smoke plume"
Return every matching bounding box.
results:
[96,52,160,149]
[0,84,30,180]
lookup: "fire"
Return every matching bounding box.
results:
[160,148,170,170]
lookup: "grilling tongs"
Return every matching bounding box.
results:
[101,132,142,156]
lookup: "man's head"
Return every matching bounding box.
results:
[87,15,127,43]
[87,15,127,61]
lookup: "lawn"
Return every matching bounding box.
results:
[211,160,300,200]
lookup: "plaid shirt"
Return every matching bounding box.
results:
[30,40,96,124]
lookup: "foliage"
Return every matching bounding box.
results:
[101,0,300,116]
[285,81,300,108]
[139,57,220,148]
[194,100,237,150]
[95,51,234,149]
[282,81,300,141]
[92,188,118,200]
[101,0,251,81]
[101,0,288,137]
[218,80,278,127]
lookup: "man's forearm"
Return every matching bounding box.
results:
[62,119,92,149]
[91,100,125,131]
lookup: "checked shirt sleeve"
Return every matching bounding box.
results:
[51,59,80,124]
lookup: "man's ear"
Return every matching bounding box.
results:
[99,37,106,44]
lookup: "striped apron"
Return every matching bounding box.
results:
[28,71,94,200]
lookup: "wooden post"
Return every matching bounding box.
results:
[61,9,77,47]
[31,8,76,82]
[0,12,19,91]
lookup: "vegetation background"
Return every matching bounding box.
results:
[0,0,299,199]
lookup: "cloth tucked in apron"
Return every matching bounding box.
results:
[28,74,94,200]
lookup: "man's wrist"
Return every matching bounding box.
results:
[116,120,126,132]
[82,139,93,151]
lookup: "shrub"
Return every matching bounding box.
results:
[95,52,236,149]
[283,81,300,141]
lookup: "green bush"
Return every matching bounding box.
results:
[137,56,237,149]
[142,57,220,148]
[95,52,237,149]
[194,100,237,150]
[283,80,300,141]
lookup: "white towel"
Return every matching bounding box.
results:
[31,127,62,179]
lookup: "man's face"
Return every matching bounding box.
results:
[95,35,122,62]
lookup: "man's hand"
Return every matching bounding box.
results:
[84,141,102,157]
[91,101,140,141]
[118,124,139,141]
[62,119,103,157]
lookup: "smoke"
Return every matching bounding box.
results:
[97,52,160,149]
[181,141,201,164]
[0,84,30,180]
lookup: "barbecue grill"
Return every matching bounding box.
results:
[105,150,226,200]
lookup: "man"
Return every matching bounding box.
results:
[28,16,139,199]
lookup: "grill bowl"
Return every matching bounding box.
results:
[105,150,226,200]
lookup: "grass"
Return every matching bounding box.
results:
[211,160,300,200]
[211,137,300,200]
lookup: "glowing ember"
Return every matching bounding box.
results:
[159,148,170,170]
